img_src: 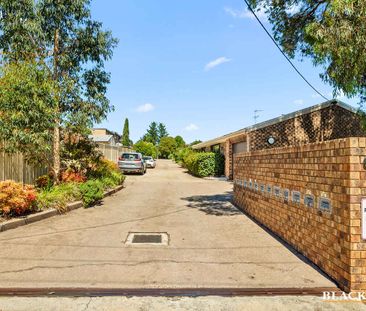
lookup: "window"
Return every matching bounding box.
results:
[121,153,140,160]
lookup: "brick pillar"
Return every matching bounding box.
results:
[224,140,232,180]
[348,137,366,291]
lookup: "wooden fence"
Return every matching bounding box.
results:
[0,151,48,184]
[0,144,133,184]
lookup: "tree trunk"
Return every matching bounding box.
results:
[52,28,60,183]
[52,123,60,181]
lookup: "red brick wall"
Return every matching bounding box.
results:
[233,137,366,292]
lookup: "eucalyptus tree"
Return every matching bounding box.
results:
[0,0,117,180]
[249,0,366,103]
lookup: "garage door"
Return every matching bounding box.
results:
[233,142,247,154]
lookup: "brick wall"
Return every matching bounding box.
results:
[224,140,232,180]
[249,105,365,151]
[233,137,366,292]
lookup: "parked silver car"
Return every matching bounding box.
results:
[118,152,147,175]
[143,156,156,168]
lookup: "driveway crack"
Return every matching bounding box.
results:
[83,297,92,311]
[0,260,299,275]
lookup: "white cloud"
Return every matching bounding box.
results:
[136,103,155,113]
[204,57,231,71]
[224,6,266,20]
[184,123,199,131]
[294,99,304,105]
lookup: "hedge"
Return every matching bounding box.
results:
[183,151,225,177]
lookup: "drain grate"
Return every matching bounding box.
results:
[125,232,169,246]
[132,234,162,244]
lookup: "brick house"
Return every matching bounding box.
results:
[193,100,365,179]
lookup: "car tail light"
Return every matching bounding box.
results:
[118,157,122,161]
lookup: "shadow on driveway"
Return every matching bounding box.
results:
[181,192,242,216]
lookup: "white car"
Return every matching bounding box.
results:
[143,156,156,168]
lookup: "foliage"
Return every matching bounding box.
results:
[37,158,125,211]
[249,0,366,103]
[142,121,170,145]
[142,122,159,145]
[35,174,54,190]
[134,140,157,158]
[172,147,194,165]
[158,123,169,141]
[121,118,132,146]
[79,179,104,207]
[37,182,82,212]
[0,0,118,179]
[158,136,177,159]
[175,136,186,148]
[88,158,125,185]
[61,137,103,178]
[0,181,38,217]
[0,61,57,165]
[60,170,87,183]
[183,152,225,178]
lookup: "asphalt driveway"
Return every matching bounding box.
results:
[0,160,336,289]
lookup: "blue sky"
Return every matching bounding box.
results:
[91,0,358,144]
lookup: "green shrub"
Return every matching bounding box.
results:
[182,151,225,178]
[88,158,125,184]
[62,137,103,178]
[37,182,82,212]
[79,180,104,207]
[173,147,194,166]
[134,140,158,158]
[109,171,126,185]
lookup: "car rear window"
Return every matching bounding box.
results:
[121,153,140,160]
[143,156,152,160]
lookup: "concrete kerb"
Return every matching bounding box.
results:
[203,176,229,182]
[0,184,125,233]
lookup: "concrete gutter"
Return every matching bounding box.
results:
[0,184,124,233]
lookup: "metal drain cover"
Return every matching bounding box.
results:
[125,232,169,246]
[133,234,162,244]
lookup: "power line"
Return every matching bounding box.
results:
[242,0,329,101]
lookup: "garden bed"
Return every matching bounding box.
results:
[0,155,126,231]
[0,183,124,233]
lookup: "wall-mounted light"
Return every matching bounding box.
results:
[267,136,276,145]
